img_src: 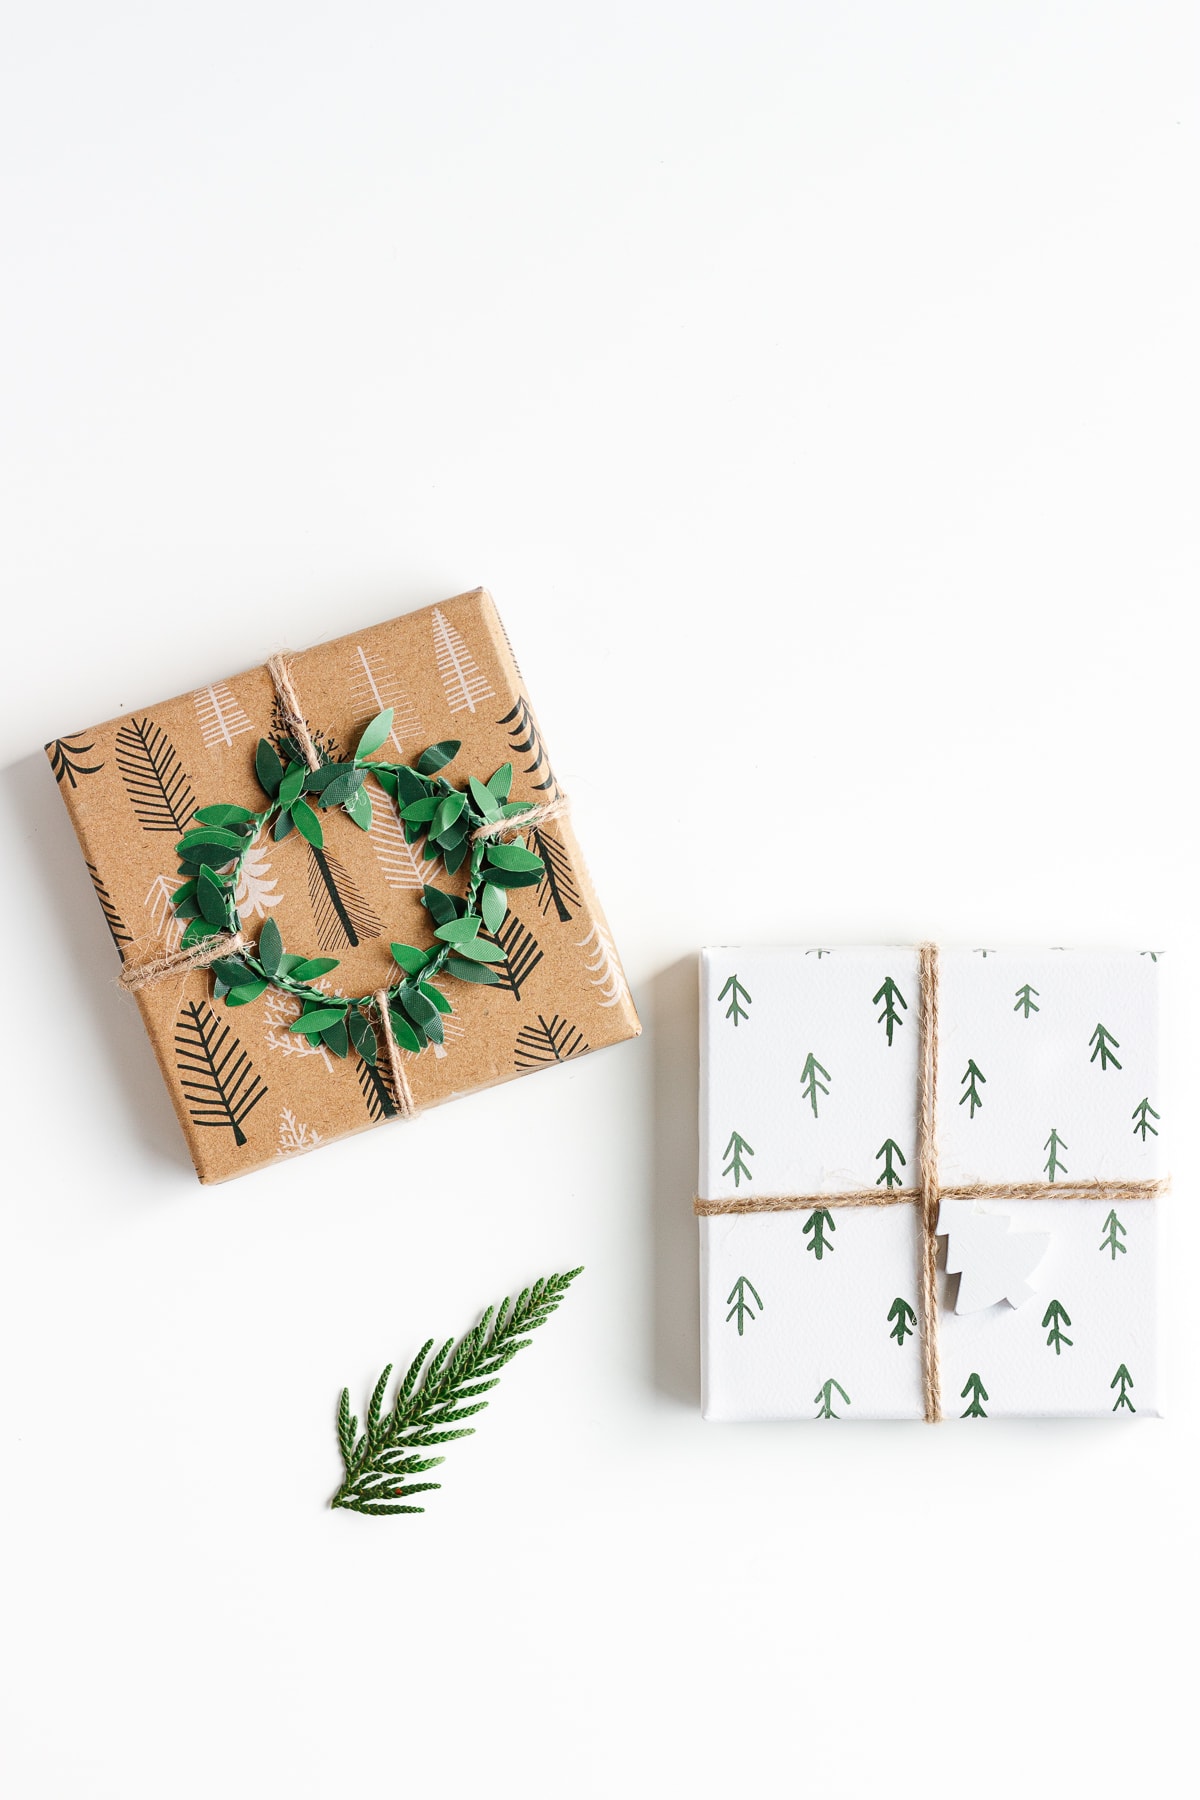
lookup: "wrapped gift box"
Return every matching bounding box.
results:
[47,588,639,1181]
[697,946,1163,1420]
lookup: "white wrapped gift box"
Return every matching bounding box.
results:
[698,947,1163,1421]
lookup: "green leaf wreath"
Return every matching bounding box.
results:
[169,706,546,1067]
[332,1267,582,1515]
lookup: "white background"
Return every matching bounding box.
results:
[1,6,1196,1796]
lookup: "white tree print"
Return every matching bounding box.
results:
[576,922,630,1008]
[432,607,495,714]
[193,682,253,750]
[349,644,419,757]
[276,1107,322,1157]
[368,789,428,891]
[262,985,335,1071]
[144,872,184,951]
[235,844,282,921]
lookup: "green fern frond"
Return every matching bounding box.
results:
[330,1268,582,1515]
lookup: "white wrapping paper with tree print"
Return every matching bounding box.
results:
[698,947,1163,1421]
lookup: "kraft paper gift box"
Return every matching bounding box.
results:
[697,947,1164,1421]
[47,588,640,1182]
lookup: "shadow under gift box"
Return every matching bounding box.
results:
[46,588,640,1182]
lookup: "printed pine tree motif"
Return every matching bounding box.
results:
[1089,1022,1122,1071]
[800,1052,831,1117]
[432,607,496,715]
[1044,1128,1068,1182]
[193,682,252,750]
[803,1208,835,1260]
[174,1000,267,1147]
[1042,1299,1073,1354]
[725,1276,763,1336]
[1111,1365,1135,1413]
[960,1374,988,1418]
[497,695,557,794]
[115,716,196,833]
[888,1298,916,1345]
[1140,950,1164,962]
[368,790,428,892]
[1132,1098,1160,1141]
[276,1107,321,1157]
[576,922,630,1008]
[85,862,131,959]
[814,1379,850,1419]
[805,948,832,958]
[305,845,383,950]
[959,1059,986,1118]
[974,949,996,958]
[1013,983,1040,1018]
[876,1138,906,1189]
[348,643,419,758]
[488,913,543,1000]
[872,975,908,1046]
[532,828,580,922]
[144,873,184,952]
[722,1131,754,1188]
[1099,1209,1127,1259]
[718,973,752,1027]
[513,1012,589,1070]
[233,844,282,921]
[356,1056,398,1122]
[263,986,336,1072]
[46,734,103,787]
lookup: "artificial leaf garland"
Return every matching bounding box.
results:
[169,708,546,1068]
[332,1268,583,1515]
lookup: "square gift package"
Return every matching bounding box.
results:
[697,947,1164,1421]
[47,588,639,1181]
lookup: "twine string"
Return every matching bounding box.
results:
[694,944,1166,1424]
[373,990,416,1120]
[471,795,571,840]
[119,930,246,991]
[265,653,321,772]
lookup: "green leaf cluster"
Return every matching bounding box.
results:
[169,709,547,1073]
[331,1268,583,1515]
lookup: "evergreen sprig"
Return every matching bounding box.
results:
[331,1268,583,1516]
[167,708,546,1075]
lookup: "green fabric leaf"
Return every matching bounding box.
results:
[468,776,503,823]
[485,842,542,872]
[371,766,398,801]
[390,942,429,975]
[313,768,360,808]
[348,1012,378,1064]
[225,979,269,1006]
[289,956,339,981]
[322,1017,350,1058]
[501,801,535,817]
[450,937,506,963]
[442,838,469,876]
[433,917,481,944]
[432,793,467,839]
[344,784,373,831]
[480,882,506,933]
[177,826,244,856]
[355,709,394,761]
[388,1008,422,1054]
[446,955,502,985]
[416,740,460,776]
[288,1006,346,1034]
[399,985,444,1043]
[180,917,221,949]
[211,956,253,988]
[303,762,350,793]
[476,865,541,888]
[487,763,513,802]
[279,763,306,808]
[401,796,441,824]
[418,981,452,1016]
[194,804,257,827]
[421,885,460,926]
[393,766,427,807]
[273,809,295,841]
[291,798,324,847]
[197,870,229,927]
[258,916,283,977]
[255,738,284,797]
[276,953,308,975]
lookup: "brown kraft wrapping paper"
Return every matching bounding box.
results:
[46,588,641,1181]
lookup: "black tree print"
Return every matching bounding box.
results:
[174,1001,267,1146]
[487,913,543,999]
[115,717,196,833]
[356,1056,398,1122]
[514,1012,589,1069]
[86,861,131,960]
[497,695,558,795]
[531,827,580,923]
[46,735,104,787]
[305,846,384,951]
